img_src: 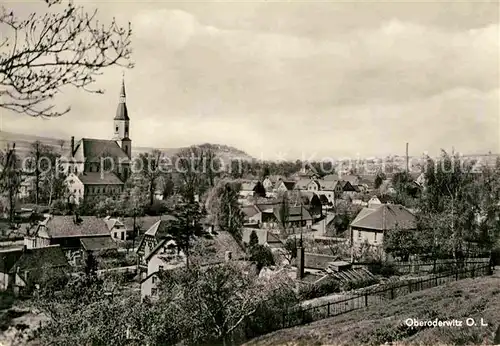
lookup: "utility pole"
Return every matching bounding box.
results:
[406,142,409,173]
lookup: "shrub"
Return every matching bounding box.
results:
[369,262,400,277]
[298,278,340,300]
[340,277,378,292]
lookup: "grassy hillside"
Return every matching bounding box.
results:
[245,275,500,346]
[0,131,254,162]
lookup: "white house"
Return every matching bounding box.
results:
[140,238,186,299]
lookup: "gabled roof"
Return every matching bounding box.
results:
[81,236,118,251]
[281,181,296,190]
[77,172,124,185]
[122,216,162,231]
[273,205,313,222]
[9,245,68,274]
[241,205,261,218]
[318,180,338,191]
[294,179,313,190]
[37,215,110,238]
[322,174,340,181]
[350,204,416,231]
[145,237,178,262]
[144,217,178,238]
[70,138,130,163]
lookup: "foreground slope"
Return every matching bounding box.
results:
[245,276,500,346]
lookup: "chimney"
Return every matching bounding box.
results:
[296,246,305,279]
[70,136,75,157]
[225,251,232,262]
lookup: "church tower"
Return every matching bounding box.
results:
[114,76,132,158]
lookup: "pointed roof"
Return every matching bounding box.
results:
[115,76,129,121]
[350,204,416,231]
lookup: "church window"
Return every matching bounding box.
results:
[115,126,119,133]
[125,125,129,134]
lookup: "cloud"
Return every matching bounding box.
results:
[1,4,498,158]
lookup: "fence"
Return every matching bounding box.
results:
[353,258,490,275]
[281,264,491,329]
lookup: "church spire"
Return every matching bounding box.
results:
[115,73,129,120]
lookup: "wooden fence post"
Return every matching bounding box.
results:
[327,302,330,317]
[282,311,285,329]
[390,288,394,300]
[365,293,368,307]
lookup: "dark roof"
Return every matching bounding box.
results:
[78,172,124,185]
[144,218,178,238]
[0,248,23,273]
[273,205,313,222]
[80,236,118,251]
[115,80,130,120]
[350,204,416,231]
[122,216,162,231]
[283,181,296,190]
[9,245,68,274]
[73,138,130,162]
[38,215,110,238]
[241,205,261,218]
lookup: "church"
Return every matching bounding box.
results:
[63,77,133,204]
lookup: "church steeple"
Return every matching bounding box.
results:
[115,74,129,121]
[113,74,131,160]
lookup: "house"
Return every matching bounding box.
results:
[349,204,416,248]
[241,205,262,226]
[0,248,23,291]
[239,180,258,198]
[272,205,314,230]
[136,216,178,270]
[66,172,124,205]
[293,165,319,180]
[104,216,128,241]
[141,230,247,299]
[121,216,163,238]
[367,196,382,208]
[274,180,296,193]
[141,238,184,299]
[242,228,283,249]
[80,236,118,253]
[59,77,133,202]
[288,191,322,220]
[26,215,112,251]
[9,245,69,295]
[262,176,275,191]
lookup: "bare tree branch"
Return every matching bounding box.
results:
[0,0,133,117]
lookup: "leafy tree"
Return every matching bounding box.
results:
[0,0,133,117]
[175,146,209,202]
[249,230,259,247]
[277,192,290,235]
[0,145,23,224]
[281,238,297,264]
[170,199,209,268]
[212,182,244,241]
[84,252,98,277]
[133,150,163,206]
[249,244,275,271]
[383,225,422,261]
[260,165,270,180]
[374,172,385,189]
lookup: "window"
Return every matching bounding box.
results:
[358,231,362,239]
[125,125,129,134]
[374,232,377,243]
[73,189,76,193]
[114,232,118,239]
[151,288,158,296]
[159,265,164,271]
[152,276,157,284]
[75,167,78,174]
[115,126,119,133]
[121,232,124,240]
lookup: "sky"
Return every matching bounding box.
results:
[1,0,499,160]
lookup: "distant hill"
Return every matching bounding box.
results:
[0,131,255,162]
